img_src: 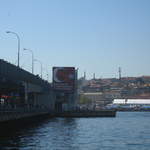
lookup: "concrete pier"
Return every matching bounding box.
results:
[56,110,116,118]
[0,108,54,123]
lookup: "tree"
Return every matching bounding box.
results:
[79,95,92,104]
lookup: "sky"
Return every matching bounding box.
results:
[0,0,150,80]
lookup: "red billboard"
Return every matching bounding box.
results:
[53,67,75,92]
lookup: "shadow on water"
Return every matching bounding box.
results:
[0,117,58,150]
[0,117,77,150]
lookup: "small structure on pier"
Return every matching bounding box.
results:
[52,67,78,112]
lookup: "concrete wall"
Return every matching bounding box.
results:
[25,82,43,93]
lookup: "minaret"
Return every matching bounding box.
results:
[84,71,86,80]
[93,73,95,80]
[119,67,121,80]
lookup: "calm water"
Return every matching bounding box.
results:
[0,112,150,150]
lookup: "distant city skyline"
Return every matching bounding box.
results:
[1,0,150,80]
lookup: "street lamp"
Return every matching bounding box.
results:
[43,67,49,81]
[6,31,20,67]
[34,59,43,78]
[23,48,34,74]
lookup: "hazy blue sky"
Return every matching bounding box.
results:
[0,0,150,80]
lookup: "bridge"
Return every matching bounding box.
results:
[0,59,57,122]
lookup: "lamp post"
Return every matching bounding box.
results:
[34,59,43,78]
[6,31,20,67]
[43,67,49,81]
[23,48,34,74]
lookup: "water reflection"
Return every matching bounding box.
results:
[1,113,150,150]
[50,118,78,150]
[0,118,54,149]
[0,118,78,150]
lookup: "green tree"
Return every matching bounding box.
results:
[79,95,92,104]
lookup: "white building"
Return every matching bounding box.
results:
[113,99,150,105]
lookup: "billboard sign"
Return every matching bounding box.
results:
[53,67,75,92]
